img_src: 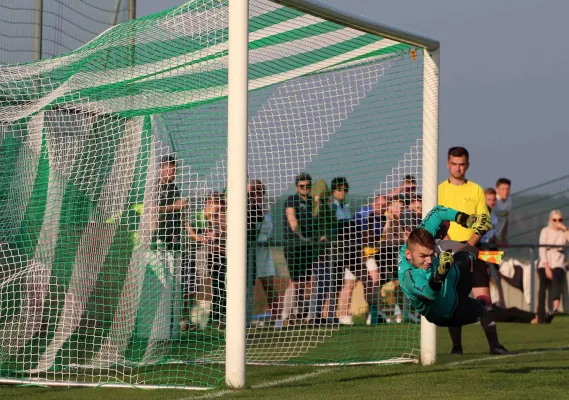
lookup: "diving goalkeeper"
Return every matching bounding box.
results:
[398,206,493,327]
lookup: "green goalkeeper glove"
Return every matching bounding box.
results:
[455,212,493,235]
[472,217,493,236]
[434,251,453,283]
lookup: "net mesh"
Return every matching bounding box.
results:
[0,0,131,65]
[0,0,426,389]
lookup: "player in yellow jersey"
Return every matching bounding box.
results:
[438,147,513,355]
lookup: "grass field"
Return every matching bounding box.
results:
[2,316,569,400]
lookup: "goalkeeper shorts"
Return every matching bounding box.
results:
[431,256,486,327]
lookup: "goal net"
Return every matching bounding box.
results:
[0,0,437,390]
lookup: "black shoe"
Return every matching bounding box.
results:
[450,345,463,355]
[545,312,556,324]
[490,345,515,355]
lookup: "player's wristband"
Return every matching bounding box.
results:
[455,212,470,228]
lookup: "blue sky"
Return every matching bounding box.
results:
[138,0,569,192]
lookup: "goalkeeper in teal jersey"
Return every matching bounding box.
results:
[398,206,494,327]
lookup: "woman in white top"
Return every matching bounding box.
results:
[537,210,569,322]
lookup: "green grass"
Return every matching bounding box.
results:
[2,316,569,400]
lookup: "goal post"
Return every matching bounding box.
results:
[0,0,439,390]
[226,0,249,389]
[420,47,440,366]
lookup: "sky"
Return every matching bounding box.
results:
[137,0,569,193]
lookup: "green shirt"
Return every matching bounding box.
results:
[398,206,470,322]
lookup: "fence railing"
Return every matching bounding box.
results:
[500,244,569,312]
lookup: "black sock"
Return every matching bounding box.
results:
[480,309,500,349]
[448,326,462,348]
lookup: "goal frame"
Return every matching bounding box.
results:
[226,0,440,389]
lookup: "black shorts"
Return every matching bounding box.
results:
[284,244,317,281]
[435,252,486,327]
[438,240,489,288]
[472,257,490,288]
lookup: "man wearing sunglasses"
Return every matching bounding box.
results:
[281,173,322,324]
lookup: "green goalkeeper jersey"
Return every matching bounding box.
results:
[398,206,468,321]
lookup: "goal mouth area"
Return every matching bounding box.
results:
[0,0,438,390]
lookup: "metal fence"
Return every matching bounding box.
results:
[509,174,569,248]
[501,243,569,313]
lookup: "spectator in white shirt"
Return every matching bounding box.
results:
[537,210,569,322]
[492,178,512,247]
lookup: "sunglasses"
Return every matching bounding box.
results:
[335,188,349,193]
[553,218,563,222]
[298,184,312,189]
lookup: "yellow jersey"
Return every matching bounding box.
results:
[438,180,489,242]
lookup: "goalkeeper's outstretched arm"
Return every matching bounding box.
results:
[418,205,492,238]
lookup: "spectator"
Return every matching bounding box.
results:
[408,194,422,215]
[252,181,278,320]
[180,198,210,333]
[337,194,386,325]
[492,178,512,247]
[325,178,352,322]
[207,194,227,328]
[184,192,224,330]
[537,210,569,323]
[330,177,351,223]
[354,195,387,243]
[280,173,324,325]
[372,198,407,324]
[438,146,511,355]
[401,194,423,233]
[246,179,268,324]
[481,188,498,245]
[311,179,335,237]
[155,155,188,248]
[308,179,336,323]
[389,174,418,202]
[154,155,188,338]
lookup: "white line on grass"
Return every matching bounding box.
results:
[447,345,569,367]
[189,369,333,399]
[183,346,569,398]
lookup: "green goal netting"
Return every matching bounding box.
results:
[0,0,435,390]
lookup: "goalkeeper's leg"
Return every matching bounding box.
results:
[448,257,513,354]
[443,259,485,327]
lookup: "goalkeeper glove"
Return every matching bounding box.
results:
[470,214,493,236]
[472,221,493,236]
[455,212,493,235]
[434,251,453,283]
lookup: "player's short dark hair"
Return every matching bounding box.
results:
[447,147,469,161]
[407,228,436,250]
[496,178,511,187]
[404,174,417,185]
[161,154,176,166]
[295,173,312,184]
[331,177,349,191]
[485,187,497,195]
